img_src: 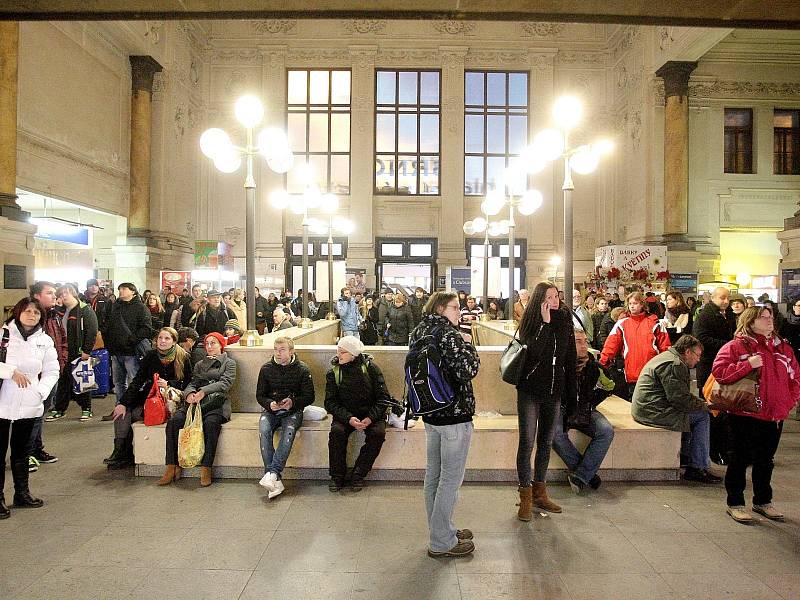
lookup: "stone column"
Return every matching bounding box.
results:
[0,22,26,221]
[437,46,468,271]
[128,55,163,235]
[655,61,696,246]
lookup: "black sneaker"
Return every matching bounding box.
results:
[348,477,365,493]
[588,474,602,490]
[33,450,58,464]
[568,473,585,495]
[328,479,344,493]
[682,467,723,484]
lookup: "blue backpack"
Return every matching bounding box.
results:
[404,327,456,422]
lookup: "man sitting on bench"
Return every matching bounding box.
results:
[325,336,390,493]
[256,337,315,499]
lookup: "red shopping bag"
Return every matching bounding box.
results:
[143,374,168,426]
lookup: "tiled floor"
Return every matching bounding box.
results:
[3,397,799,600]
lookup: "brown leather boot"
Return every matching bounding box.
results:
[173,466,183,482]
[157,464,176,486]
[532,481,562,513]
[517,485,533,521]
[199,466,213,487]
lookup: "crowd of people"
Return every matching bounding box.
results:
[0,276,797,559]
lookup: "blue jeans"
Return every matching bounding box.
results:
[111,354,140,404]
[552,408,614,485]
[342,330,359,339]
[259,410,303,478]
[423,421,473,553]
[680,409,711,470]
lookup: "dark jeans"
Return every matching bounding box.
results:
[517,391,559,486]
[725,414,783,507]
[28,384,56,455]
[165,405,228,468]
[697,362,728,460]
[328,419,386,481]
[53,369,91,413]
[114,405,144,441]
[1,418,36,489]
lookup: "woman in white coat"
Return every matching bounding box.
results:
[0,297,60,519]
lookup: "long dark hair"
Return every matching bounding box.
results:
[666,290,689,316]
[7,297,46,328]
[518,281,558,341]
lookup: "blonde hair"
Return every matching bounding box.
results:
[157,327,188,380]
[735,306,772,337]
[274,336,295,350]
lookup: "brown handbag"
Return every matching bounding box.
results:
[703,370,762,414]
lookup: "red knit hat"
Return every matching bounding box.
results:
[204,332,227,349]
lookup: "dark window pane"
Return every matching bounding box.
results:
[419,157,439,194]
[465,156,484,195]
[508,115,527,155]
[398,114,418,152]
[487,115,506,154]
[724,108,751,127]
[465,115,484,153]
[399,72,418,104]
[465,72,484,106]
[420,72,439,104]
[487,72,506,106]
[420,114,439,153]
[508,73,528,106]
[376,71,396,104]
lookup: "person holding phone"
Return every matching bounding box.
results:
[255,337,315,499]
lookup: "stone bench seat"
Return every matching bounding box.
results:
[133,396,681,482]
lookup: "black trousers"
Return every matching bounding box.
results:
[53,369,91,413]
[328,419,386,481]
[724,414,783,507]
[1,418,36,490]
[165,405,228,468]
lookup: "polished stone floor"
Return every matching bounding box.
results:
[2,397,799,600]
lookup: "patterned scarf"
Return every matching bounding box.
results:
[157,344,177,365]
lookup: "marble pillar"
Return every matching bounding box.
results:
[128,55,163,235]
[655,61,696,248]
[0,22,26,221]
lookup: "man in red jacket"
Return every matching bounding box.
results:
[600,291,671,399]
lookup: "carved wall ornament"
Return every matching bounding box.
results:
[143,21,163,45]
[431,20,476,35]
[465,49,528,67]
[186,222,195,236]
[174,104,187,138]
[189,60,200,86]
[520,22,566,37]
[555,51,607,66]
[658,27,675,51]
[287,48,349,62]
[251,20,297,35]
[377,49,438,63]
[224,70,250,96]
[690,80,800,100]
[629,110,642,149]
[528,53,555,71]
[342,19,387,34]
[612,26,641,62]
[616,64,628,89]
[210,48,262,64]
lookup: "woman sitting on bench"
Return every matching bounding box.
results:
[158,332,236,487]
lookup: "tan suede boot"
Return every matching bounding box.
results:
[173,466,183,482]
[517,485,533,521]
[199,466,213,487]
[532,481,562,513]
[157,464,176,486]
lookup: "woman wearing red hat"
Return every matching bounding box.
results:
[158,332,237,487]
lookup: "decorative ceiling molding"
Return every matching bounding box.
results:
[342,19,387,34]
[431,20,476,35]
[520,22,566,37]
[251,19,297,35]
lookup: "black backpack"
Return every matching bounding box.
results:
[404,326,456,423]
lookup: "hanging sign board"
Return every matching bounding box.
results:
[595,245,668,273]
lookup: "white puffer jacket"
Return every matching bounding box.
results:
[0,322,60,421]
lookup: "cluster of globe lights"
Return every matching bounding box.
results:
[199,95,295,174]
[463,95,613,237]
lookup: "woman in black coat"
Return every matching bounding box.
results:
[359,296,380,345]
[514,281,577,520]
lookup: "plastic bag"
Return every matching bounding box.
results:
[70,356,98,394]
[178,404,205,468]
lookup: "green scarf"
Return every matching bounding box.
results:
[157,344,177,365]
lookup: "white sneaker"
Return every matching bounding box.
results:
[268,478,285,499]
[259,471,277,492]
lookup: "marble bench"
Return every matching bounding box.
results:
[133,396,681,482]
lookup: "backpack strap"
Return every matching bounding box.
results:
[332,361,368,386]
[0,327,9,363]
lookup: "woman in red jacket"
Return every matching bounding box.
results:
[712,306,800,524]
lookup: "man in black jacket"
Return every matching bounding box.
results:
[81,278,111,334]
[48,284,99,421]
[256,337,315,499]
[195,290,233,337]
[325,336,390,492]
[101,283,155,406]
[692,286,735,464]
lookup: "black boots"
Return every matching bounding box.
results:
[11,460,43,508]
[0,494,9,519]
[107,438,134,470]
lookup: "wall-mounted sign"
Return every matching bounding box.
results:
[32,221,91,247]
[668,272,698,295]
[3,264,27,289]
[595,245,668,273]
[160,271,191,295]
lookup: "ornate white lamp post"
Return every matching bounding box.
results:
[199,95,293,330]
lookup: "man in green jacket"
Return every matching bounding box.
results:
[631,335,721,484]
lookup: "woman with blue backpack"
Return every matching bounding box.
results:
[408,291,480,558]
